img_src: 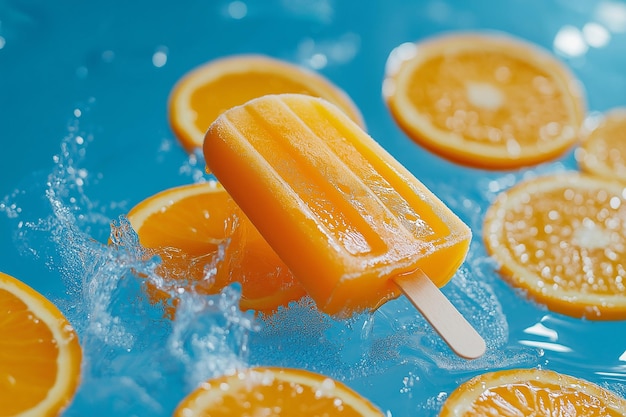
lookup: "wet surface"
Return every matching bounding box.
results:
[2,1,626,416]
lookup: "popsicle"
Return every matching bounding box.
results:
[203,93,485,359]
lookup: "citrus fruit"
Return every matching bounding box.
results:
[383,32,586,170]
[0,271,82,416]
[172,367,385,416]
[483,172,626,319]
[439,368,626,416]
[168,54,364,152]
[126,181,306,314]
[577,108,626,183]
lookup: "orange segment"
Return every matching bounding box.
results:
[126,181,306,314]
[483,172,626,319]
[439,368,626,416]
[383,32,586,170]
[173,367,385,416]
[577,108,626,182]
[168,54,364,152]
[0,271,82,416]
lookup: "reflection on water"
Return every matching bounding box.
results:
[1,80,626,416]
[2,108,625,416]
[1,114,258,414]
[2,1,626,416]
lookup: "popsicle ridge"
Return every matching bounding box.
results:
[208,113,378,308]
[245,98,420,257]
[219,104,384,257]
[304,97,462,242]
[204,94,472,316]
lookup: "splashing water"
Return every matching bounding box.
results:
[1,110,258,416]
[4,105,626,417]
[0,109,511,415]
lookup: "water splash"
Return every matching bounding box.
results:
[178,147,209,184]
[1,109,259,415]
[169,286,257,389]
[3,101,626,416]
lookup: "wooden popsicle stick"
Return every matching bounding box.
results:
[393,270,486,359]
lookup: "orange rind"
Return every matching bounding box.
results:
[383,32,586,170]
[0,271,82,416]
[172,367,385,416]
[126,181,305,314]
[168,54,364,152]
[439,368,626,416]
[577,108,626,183]
[483,172,626,319]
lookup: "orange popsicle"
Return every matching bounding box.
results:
[204,93,485,359]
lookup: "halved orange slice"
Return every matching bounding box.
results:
[439,368,626,416]
[483,172,626,319]
[168,54,364,152]
[0,271,82,416]
[383,32,586,170]
[172,367,385,416]
[126,181,306,314]
[577,108,626,183]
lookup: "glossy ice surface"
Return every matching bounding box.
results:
[2,1,626,416]
[204,94,471,316]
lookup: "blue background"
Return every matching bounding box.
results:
[2,0,626,415]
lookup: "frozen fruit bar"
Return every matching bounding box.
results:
[204,93,471,312]
[204,94,484,358]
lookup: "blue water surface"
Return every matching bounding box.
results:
[1,0,626,416]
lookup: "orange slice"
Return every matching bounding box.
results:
[439,368,626,416]
[126,181,306,314]
[483,172,626,319]
[168,54,364,152]
[383,32,586,170]
[172,367,385,416]
[0,271,82,416]
[577,108,626,183]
